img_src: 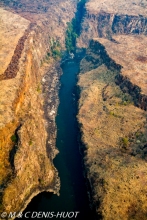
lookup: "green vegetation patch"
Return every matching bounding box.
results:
[29,140,33,146]
[65,20,78,52]
[121,137,129,146]
[11,135,17,143]
[50,39,61,59]
[65,0,86,52]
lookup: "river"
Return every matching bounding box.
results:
[24,56,95,219]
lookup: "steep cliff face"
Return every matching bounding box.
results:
[0,14,57,214]
[0,0,77,215]
[77,0,147,47]
[115,74,147,110]
[93,35,147,110]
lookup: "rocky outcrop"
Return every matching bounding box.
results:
[86,12,147,38]
[115,74,147,110]
[112,14,147,34]
[0,23,34,81]
[0,0,77,216]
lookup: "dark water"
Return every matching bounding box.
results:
[24,58,95,220]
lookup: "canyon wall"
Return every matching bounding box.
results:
[77,0,147,219]
[0,0,77,215]
[77,0,147,47]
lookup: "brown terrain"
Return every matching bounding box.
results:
[77,0,147,219]
[0,0,77,216]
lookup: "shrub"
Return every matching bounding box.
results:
[37,84,41,93]
[11,135,17,143]
[52,49,61,58]
[122,137,129,146]
[65,20,78,52]
[29,140,33,146]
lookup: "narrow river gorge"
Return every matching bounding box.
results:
[24,56,96,219]
[2,0,147,219]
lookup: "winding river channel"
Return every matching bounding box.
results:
[25,57,95,219]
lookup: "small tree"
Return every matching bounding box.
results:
[122,137,129,148]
